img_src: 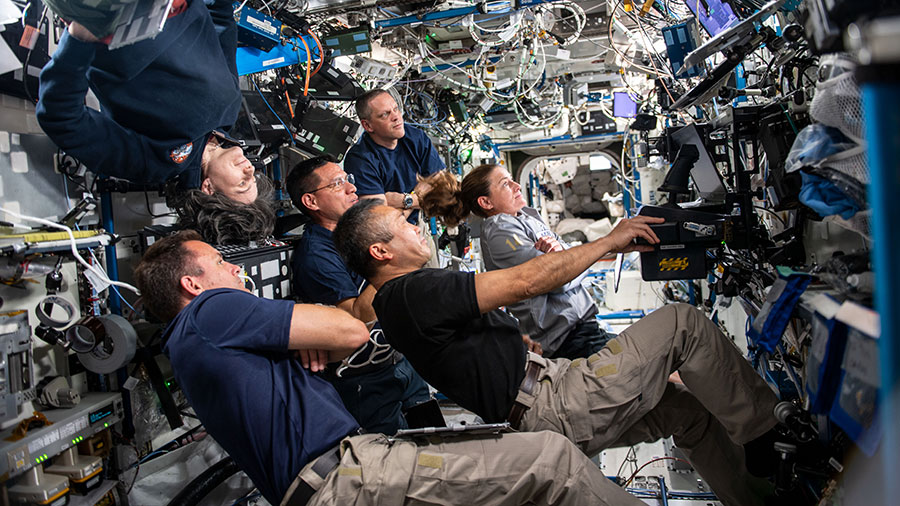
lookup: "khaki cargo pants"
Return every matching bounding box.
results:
[301,431,644,505]
[518,303,779,506]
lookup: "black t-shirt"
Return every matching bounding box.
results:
[373,269,527,422]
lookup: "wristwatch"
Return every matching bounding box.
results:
[402,192,414,210]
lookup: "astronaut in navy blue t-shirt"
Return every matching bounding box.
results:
[344,89,445,222]
[286,155,432,434]
[36,0,260,206]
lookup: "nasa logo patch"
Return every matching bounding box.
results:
[169,142,193,164]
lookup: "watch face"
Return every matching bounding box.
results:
[404,194,413,209]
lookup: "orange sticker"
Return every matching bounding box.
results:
[19,25,39,50]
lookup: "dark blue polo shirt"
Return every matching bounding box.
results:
[291,223,363,305]
[163,289,359,505]
[343,125,445,222]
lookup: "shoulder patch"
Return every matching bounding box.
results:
[169,142,193,164]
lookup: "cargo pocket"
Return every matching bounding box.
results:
[572,351,645,448]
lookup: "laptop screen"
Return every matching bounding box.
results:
[684,0,740,37]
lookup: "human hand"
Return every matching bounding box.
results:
[522,335,543,355]
[68,22,103,43]
[603,215,665,253]
[298,349,330,372]
[534,235,563,253]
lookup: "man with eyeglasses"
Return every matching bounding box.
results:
[134,230,649,506]
[285,156,434,434]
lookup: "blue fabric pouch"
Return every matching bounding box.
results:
[748,271,813,353]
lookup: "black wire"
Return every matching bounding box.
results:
[231,489,261,506]
[22,6,48,105]
[144,192,174,218]
[125,445,141,496]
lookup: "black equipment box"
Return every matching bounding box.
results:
[292,102,361,161]
[580,111,618,135]
[637,205,728,281]
[215,241,295,300]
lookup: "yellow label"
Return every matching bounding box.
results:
[594,364,618,377]
[659,257,689,271]
[417,454,443,469]
[606,339,623,355]
[338,467,362,476]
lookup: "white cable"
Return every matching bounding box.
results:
[0,206,141,295]
[238,274,257,292]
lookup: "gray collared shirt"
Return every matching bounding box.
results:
[480,207,597,354]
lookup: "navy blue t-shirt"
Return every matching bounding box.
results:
[291,223,363,305]
[163,289,358,504]
[36,0,241,188]
[344,125,445,222]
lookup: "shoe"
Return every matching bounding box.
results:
[744,427,781,478]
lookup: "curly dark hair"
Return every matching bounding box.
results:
[333,198,393,279]
[134,230,204,322]
[419,164,498,227]
[174,173,276,245]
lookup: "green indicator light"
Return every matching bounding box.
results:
[104,423,108,427]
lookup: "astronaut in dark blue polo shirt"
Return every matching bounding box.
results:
[286,155,432,434]
[344,89,445,223]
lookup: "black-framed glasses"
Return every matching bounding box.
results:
[308,173,355,193]
[210,130,244,149]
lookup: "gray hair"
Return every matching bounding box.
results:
[355,89,392,120]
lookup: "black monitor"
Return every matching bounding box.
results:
[230,90,292,146]
[684,0,740,37]
[292,102,362,162]
[305,62,366,101]
[668,124,727,201]
[669,55,741,111]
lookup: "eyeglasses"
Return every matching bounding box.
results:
[308,173,355,193]
[210,131,244,149]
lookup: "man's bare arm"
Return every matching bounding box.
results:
[335,284,378,324]
[289,304,369,360]
[474,216,664,313]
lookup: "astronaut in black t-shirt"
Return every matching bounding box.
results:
[333,199,785,506]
